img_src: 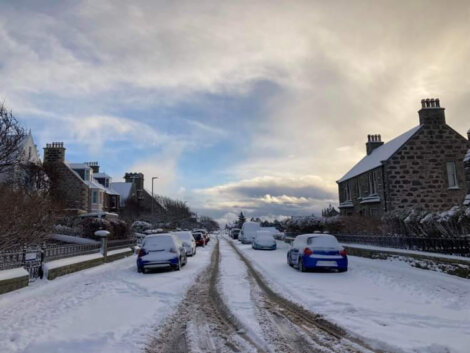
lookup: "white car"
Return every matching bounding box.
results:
[173,231,197,256]
[239,221,261,244]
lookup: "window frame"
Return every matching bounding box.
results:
[446,162,459,189]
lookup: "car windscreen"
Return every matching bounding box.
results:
[192,233,202,240]
[143,236,174,250]
[307,236,340,248]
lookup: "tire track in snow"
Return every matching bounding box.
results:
[224,237,383,353]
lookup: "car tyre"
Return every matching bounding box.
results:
[175,259,181,271]
[298,257,306,272]
[338,267,348,273]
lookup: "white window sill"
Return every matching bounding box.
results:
[448,187,460,190]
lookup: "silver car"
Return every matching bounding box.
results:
[174,231,197,256]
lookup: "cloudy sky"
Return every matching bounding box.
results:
[1,0,470,224]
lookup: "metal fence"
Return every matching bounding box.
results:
[108,239,136,250]
[335,235,470,257]
[0,238,136,281]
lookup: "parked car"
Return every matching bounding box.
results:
[192,231,206,247]
[230,228,240,239]
[239,221,261,244]
[287,234,347,272]
[136,233,187,273]
[252,231,277,250]
[174,231,197,256]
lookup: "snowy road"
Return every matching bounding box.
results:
[1,236,469,353]
[0,243,214,353]
[149,238,375,353]
[227,237,470,353]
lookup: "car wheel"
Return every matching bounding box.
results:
[298,257,306,272]
[287,254,292,267]
[338,267,348,273]
[175,259,181,271]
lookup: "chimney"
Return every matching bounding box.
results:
[366,134,384,155]
[43,142,65,163]
[418,98,445,125]
[467,128,470,141]
[124,172,144,192]
[85,162,100,173]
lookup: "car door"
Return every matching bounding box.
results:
[290,238,300,264]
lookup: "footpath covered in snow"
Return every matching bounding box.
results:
[229,237,470,353]
[0,242,214,353]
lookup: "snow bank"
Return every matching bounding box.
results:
[51,234,100,245]
[0,267,29,281]
[343,243,470,263]
[43,253,103,271]
[108,248,133,256]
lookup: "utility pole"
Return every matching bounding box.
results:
[151,176,159,216]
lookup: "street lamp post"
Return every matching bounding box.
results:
[151,176,159,216]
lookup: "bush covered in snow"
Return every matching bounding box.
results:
[382,206,470,238]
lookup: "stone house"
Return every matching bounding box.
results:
[111,172,165,214]
[337,99,470,216]
[0,131,42,189]
[43,143,120,214]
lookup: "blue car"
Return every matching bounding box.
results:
[287,234,347,272]
[137,233,187,273]
[252,231,277,250]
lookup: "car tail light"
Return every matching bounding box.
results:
[170,247,177,253]
[340,249,347,257]
[303,247,313,256]
[138,249,147,257]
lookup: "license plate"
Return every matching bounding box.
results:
[316,261,337,267]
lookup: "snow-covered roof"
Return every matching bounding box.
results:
[94,172,111,179]
[337,125,422,183]
[69,163,91,170]
[110,182,133,205]
[85,180,106,190]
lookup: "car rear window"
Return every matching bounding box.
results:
[256,232,274,240]
[307,236,340,248]
[143,236,174,250]
[176,232,192,241]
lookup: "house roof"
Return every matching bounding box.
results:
[69,163,91,170]
[110,182,134,206]
[337,125,422,183]
[93,172,111,179]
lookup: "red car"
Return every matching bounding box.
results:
[192,231,206,247]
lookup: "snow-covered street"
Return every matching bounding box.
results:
[0,243,214,353]
[1,236,469,353]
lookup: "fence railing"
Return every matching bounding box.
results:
[108,239,136,250]
[44,243,101,262]
[335,235,470,257]
[0,238,136,281]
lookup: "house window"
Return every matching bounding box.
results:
[368,172,377,195]
[92,190,98,203]
[345,183,351,201]
[446,162,458,188]
[28,146,32,160]
[355,180,361,198]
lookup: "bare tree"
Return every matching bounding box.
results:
[0,103,25,175]
[0,186,57,250]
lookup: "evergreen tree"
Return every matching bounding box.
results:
[238,212,246,228]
